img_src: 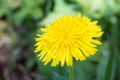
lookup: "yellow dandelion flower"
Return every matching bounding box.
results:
[34,14,103,67]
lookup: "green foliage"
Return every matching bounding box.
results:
[0,0,120,80]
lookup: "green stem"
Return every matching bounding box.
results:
[69,66,74,80]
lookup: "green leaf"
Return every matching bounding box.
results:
[96,42,110,80]
[13,8,29,26]
[39,0,78,25]
[31,8,43,19]
[105,52,114,80]
[0,6,8,17]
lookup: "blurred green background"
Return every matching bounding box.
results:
[0,0,120,80]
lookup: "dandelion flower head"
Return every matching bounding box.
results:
[34,14,103,67]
